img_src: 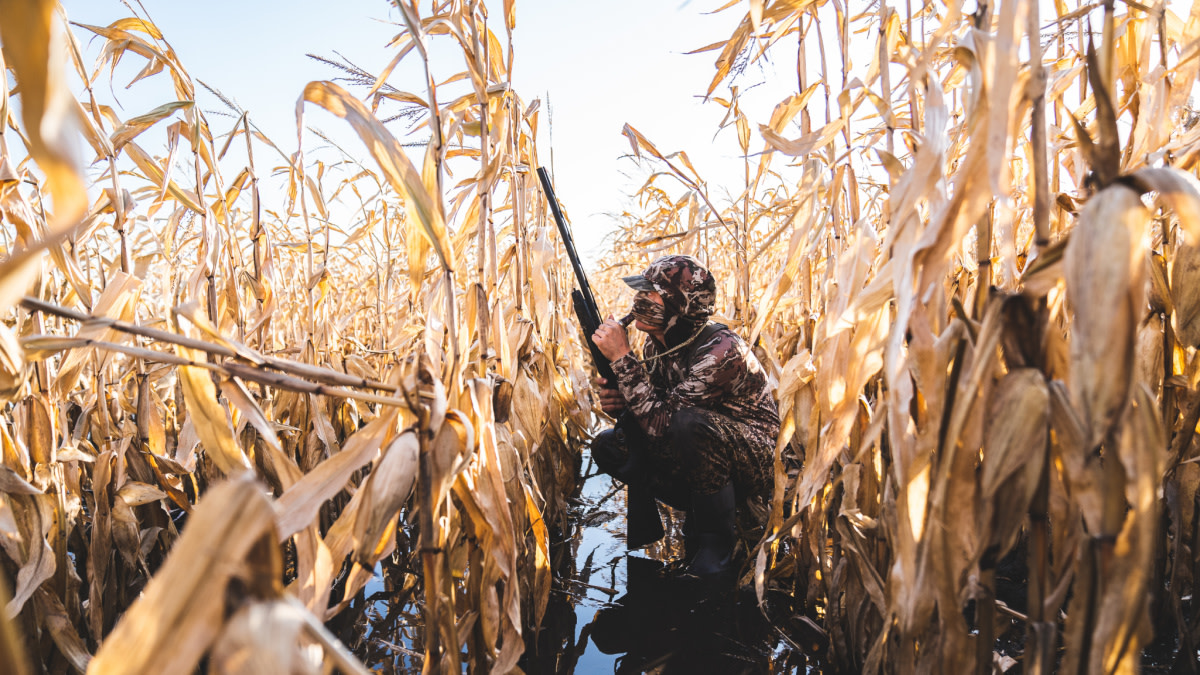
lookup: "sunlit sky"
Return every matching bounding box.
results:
[59,0,797,261]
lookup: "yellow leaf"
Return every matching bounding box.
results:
[749,0,764,34]
[736,114,751,153]
[759,119,845,157]
[299,81,454,272]
[177,355,251,476]
[273,410,397,539]
[110,100,192,152]
[0,0,87,235]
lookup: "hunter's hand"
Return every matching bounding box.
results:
[592,316,632,362]
[594,377,627,416]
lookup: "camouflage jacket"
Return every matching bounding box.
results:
[610,325,780,446]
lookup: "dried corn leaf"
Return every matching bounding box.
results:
[0,326,27,401]
[299,81,454,272]
[177,354,250,476]
[110,100,192,152]
[33,589,90,673]
[90,475,279,674]
[274,410,397,539]
[0,0,87,235]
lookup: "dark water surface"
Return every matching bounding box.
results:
[522,454,820,674]
[332,452,821,673]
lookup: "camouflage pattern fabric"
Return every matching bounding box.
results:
[610,327,779,447]
[627,254,717,334]
[610,328,778,499]
[598,255,780,535]
[590,406,773,543]
[630,293,668,329]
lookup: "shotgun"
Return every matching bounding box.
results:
[536,166,663,549]
[535,167,633,381]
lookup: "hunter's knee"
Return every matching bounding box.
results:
[590,428,627,475]
[668,408,710,451]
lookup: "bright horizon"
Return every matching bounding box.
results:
[59,0,799,264]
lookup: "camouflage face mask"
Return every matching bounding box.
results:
[631,292,668,330]
[621,255,717,334]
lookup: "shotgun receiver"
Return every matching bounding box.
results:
[536,166,664,550]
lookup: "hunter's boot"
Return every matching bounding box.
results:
[591,428,637,482]
[683,482,736,580]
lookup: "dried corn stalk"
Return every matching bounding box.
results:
[605,0,1200,672]
[0,0,582,671]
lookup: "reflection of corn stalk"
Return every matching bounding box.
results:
[0,0,571,672]
[609,0,1200,672]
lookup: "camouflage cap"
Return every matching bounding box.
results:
[627,255,716,327]
[621,274,656,292]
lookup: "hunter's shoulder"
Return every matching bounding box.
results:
[694,323,748,358]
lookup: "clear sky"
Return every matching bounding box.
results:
[58,0,797,260]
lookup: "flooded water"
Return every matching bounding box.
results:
[521,454,821,674]
[323,450,1200,674]
[332,451,822,673]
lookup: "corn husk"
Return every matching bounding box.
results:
[1064,185,1148,450]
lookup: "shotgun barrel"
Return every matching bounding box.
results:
[537,166,620,382]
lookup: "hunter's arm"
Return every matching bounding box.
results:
[610,331,745,439]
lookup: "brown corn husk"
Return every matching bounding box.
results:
[980,367,1049,557]
[1171,241,1200,348]
[1063,184,1148,450]
[1134,313,1165,397]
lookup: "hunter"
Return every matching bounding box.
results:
[590,254,780,581]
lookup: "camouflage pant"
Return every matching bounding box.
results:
[591,407,773,533]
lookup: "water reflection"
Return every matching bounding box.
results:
[328,553,425,674]
[520,457,821,675]
[589,557,772,673]
[335,455,822,673]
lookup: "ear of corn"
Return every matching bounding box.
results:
[1064,185,1148,451]
[981,367,1049,557]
